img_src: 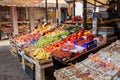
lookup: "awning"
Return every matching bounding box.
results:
[0,0,43,7]
[39,0,68,8]
[0,0,108,7]
[0,0,67,8]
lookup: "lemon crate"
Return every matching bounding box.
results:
[10,40,18,57]
[23,53,53,80]
[24,54,35,80]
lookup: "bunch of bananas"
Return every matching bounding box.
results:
[31,48,51,60]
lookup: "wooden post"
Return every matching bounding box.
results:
[29,7,35,30]
[45,0,48,23]
[83,0,87,29]
[58,7,61,24]
[35,60,45,80]
[11,6,18,35]
[56,0,58,24]
[73,0,75,16]
[25,7,29,20]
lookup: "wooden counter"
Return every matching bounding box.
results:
[63,20,82,25]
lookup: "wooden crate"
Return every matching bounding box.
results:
[10,43,18,57]
[24,56,35,80]
[35,59,53,80]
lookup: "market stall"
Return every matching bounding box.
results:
[10,21,118,80]
[3,0,119,80]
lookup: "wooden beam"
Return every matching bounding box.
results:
[73,0,75,16]
[45,0,48,23]
[11,6,18,35]
[95,0,106,5]
[56,0,59,24]
[83,0,87,29]
[29,7,35,30]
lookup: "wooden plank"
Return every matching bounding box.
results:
[35,64,45,80]
[39,58,53,64]
[34,58,53,80]
[24,59,34,70]
[40,62,53,69]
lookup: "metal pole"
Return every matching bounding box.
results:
[83,0,87,29]
[73,0,75,16]
[45,0,48,23]
[56,0,59,24]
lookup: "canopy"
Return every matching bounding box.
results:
[0,0,110,7]
[39,0,67,8]
[0,0,67,7]
[0,0,43,7]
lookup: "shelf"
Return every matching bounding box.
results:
[0,22,12,24]
[18,21,30,23]
[64,20,82,24]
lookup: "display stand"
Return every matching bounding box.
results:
[53,36,118,67]
[10,39,53,80]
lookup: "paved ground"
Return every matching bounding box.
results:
[0,40,56,80]
[0,40,30,80]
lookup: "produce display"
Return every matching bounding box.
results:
[31,48,51,60]
[44,29,85,52]
[44,29,60,37]
[11,23,106,62]
[44,29,104,61]
[23,44,37,56]
[35,31,69,47]
[12,24,56,45]
[11,24,83,61]
[66,25,81,33]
